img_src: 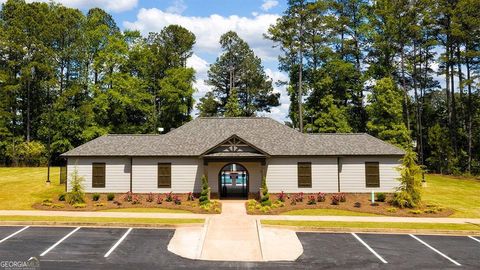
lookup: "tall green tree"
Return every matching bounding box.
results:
[366,77,411,148]
[224,89,242,117]
[305,94,352,133]
[205,31,279,116]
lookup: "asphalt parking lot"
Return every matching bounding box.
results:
[0,226,478,269]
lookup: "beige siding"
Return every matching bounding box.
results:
[206,162,262,194]
[67,157,130,193]
[265,157,338,193]
[339,156,401,192]
[132,157,202,193]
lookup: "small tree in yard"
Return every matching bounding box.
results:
[199,175,210,205]
[393,149,423,208]
[66,169,86,205]
[260,177,271,206]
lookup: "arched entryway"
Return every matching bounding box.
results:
[218,163,249,199]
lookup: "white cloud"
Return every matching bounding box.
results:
[166,0,187,14]
[124,8,280,60]
[261,0,279,11]
[0,0,138,12]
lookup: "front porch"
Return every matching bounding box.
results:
[202,156,266,199]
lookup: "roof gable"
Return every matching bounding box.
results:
[200,134,269,157]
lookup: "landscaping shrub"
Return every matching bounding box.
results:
[165,192,173,202]
[339,193,346,202]
[392,149,423,208]
[131,194,141,204]
[73,203,86,208]
[92,193,100,201]
[66,169,86,205]
[173,195,181,205]
[51,203,64,208]
[277,191,287,202]
[293,192,304,203]
[376,193,386,202]
[187,192,194,201]
[156,195,163,204]
[260,206,271,213]
[307,195,316,205]
[354,202,361,208]
[260,177,272,206]
[273,200,285,208]
[58,193,66,201]
[123,191,133,202]
[199,175,210,206]
[146,193,154,203]
[107,193,115,201]
[386,207,397,213]
[331,194,340,205]
[42,199,52,207]
[409,209,422,215]
[316,192,326,202]
[113,200,122,206]
[94,202,106,207]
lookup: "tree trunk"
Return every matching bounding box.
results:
[466,46,472,173]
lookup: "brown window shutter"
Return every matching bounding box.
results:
[298,162,312,188]
[365,162,380,188]
[92,163,106,188]
[158,163,171,188]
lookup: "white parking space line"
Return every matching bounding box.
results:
[40,227,81,257]
[468,236,480,243]
[409,234,461,266]
[104,228,132,258]
[351,233,388,264]
[0,226,30,244]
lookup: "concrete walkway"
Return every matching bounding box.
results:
[168,201,303,262]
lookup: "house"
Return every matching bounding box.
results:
[62,117,405,198]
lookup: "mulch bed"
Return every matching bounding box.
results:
[247,193,454,217]
[33,193,221,214]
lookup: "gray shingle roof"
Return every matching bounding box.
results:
[62,117,405,157]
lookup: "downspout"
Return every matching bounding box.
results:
[337,157,341,192]
[130,157,133,192]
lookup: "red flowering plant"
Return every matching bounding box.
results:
[156,194,163,204]
[277,191,287,202]
[165,192,173,202]
[317,192,326,202]
[173,195,181,205]
[146,192,154,203]
[307,195,316,205]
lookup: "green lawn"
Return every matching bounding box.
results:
[282,209,380,216]
[0,167,63,210]
[0,215,203,224]
[262,220,480,231]
[423,174,480,218]
[101,208,192,213]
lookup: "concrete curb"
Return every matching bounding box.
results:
[0,221,204,229]
[262,224,480,236]
[255,219,264,261]
[196,217,210,259]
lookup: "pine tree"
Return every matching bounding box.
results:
[224,89,242,117]
[306,95,352,133]
[366,77,411,149]
[206,31,279,116]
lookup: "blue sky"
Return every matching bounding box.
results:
[0,0,291,121]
